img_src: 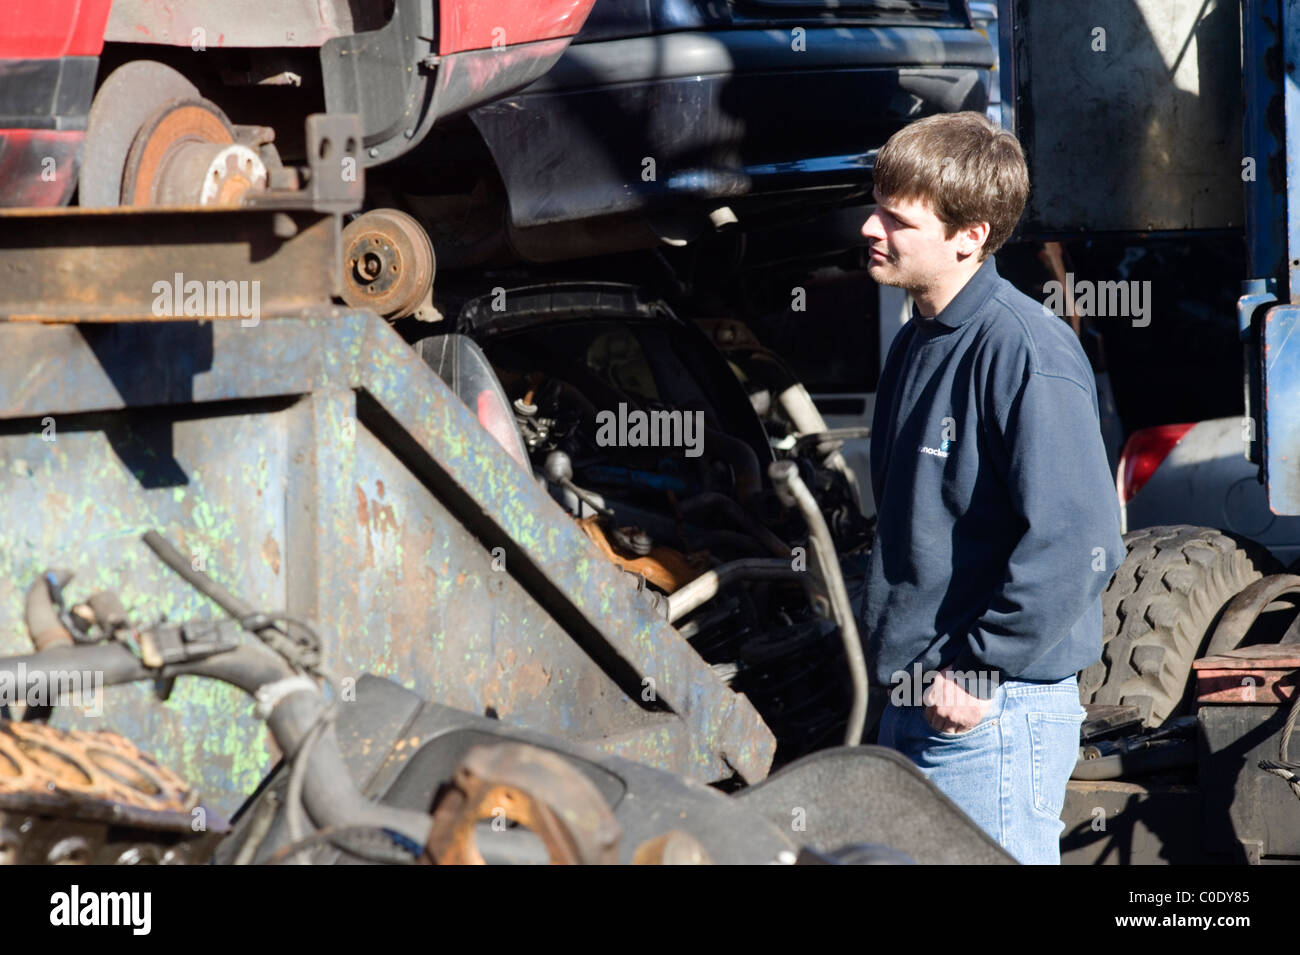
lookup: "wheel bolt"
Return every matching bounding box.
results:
[355,250,383,282]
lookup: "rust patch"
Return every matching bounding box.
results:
[355,483,376,568]
[355,484,369,527]
[372,501,399,536]
[512,661,552,699]
[261,532,281,575]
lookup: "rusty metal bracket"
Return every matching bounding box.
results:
[0,206,341,322]
[1194,644,1300,705]
[426,742,620,865]
[244,114,365,215]
[0,113,363,324]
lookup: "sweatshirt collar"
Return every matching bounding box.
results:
[912,255,1000,329]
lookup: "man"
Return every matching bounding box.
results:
[859,112,1125,864]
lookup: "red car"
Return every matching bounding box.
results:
[1,0,595,207]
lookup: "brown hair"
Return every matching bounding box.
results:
[872,111,1029,260]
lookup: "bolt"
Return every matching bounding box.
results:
[543,451,573,484]
[356,250,383,281]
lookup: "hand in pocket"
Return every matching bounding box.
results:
[923,667,993,733]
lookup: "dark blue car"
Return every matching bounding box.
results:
[404,0,997,268]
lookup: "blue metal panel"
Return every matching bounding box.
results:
[1245,1,1291,506]
[1262,305,1300,513]
[1285,0,1300,300]
[1239,282,1276,467]
[0,314,776,814]
[1243,0,1287,292]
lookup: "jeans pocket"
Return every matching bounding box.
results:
[931,719,996,740]
[923,703,1000,740]
[1028,710,1085,818]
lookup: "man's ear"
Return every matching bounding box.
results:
[958,221,991,257]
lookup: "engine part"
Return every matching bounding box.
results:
[544,450,614,518]
[24,571,74,652]
[770,460,869,746]
[702,426,763,503]
[678,492,791,558]
[425,742,620,865]
[777,384,866,516]
[0,719,227,865]
[576,516,704,593]
[340,208,436,321]
[667,559,809,623]
[0,719,195,812]
[1071,743,1196,780]
[138,531,438,854]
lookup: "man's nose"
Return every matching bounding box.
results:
[862,211,884,241]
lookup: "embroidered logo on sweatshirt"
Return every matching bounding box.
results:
[919,416,956,459]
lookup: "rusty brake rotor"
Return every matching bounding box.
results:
[122,98,268,207]
[79,60,271,208]
[340,208,436,321]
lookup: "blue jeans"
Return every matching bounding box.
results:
[877,674,1084,865]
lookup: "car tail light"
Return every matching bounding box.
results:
[476,389,531,471]
[1117,423,1195,505]
[416,332,532,471]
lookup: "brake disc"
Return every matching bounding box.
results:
[121,98,266,207]
[340,208,436,321]
[79,60,267,208]
[79,61,200,207]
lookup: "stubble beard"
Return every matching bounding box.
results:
[868,255,930,299]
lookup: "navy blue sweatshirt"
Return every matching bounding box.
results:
[862,256,1125,697]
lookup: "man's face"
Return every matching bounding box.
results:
[861,188,984,295]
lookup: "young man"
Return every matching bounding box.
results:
[859,112,1125,864]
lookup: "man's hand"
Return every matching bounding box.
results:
[923,668,992,734]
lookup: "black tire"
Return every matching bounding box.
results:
[1081,525,1281,727]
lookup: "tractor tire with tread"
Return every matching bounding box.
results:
[1081,525,1280,727]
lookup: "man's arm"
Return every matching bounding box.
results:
[949,367,1125,685]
